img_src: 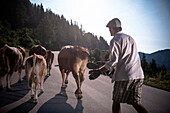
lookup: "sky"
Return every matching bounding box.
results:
[30,0,170,53]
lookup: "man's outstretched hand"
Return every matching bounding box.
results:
[89,69,101,80]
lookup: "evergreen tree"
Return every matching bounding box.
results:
[141,53,152,77]
[158,64,167,79]
[150,59,158,76]
[99,36,109,50]
[93,48,102,61]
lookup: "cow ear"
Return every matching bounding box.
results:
[87,63,99,69]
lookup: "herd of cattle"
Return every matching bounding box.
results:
[0,44,89,103]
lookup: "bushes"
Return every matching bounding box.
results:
[144,74,170,91]
[142,53,170,91]
[89,48,109,63]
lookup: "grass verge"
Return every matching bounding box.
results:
[144,78,170,92]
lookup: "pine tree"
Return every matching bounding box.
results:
[150,59,158,76]
[141,53,152,77]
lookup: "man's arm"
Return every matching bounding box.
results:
[89,40,119,80]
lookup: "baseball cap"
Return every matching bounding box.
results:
[106,18,121,28]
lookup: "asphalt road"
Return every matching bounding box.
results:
[0,51,170,113]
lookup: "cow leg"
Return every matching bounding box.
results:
[65,71,70,84]
[48,68,50,76]
[6,72,12,91]
[33,82,39,103]
[0,77,3,90]
[40,75,45,93]
[26,68,32,88]
[61,69,66,88]
[18,68,22,83]
[72,71,80,94]
[6,57,12,91]
[47,63,50,76]
[49,62,52,76]
[79,70,85,94]
[72,71,82,99]
[31,82,35,98]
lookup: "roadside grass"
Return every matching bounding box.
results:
[144,78,170,92]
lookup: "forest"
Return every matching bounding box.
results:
[141,53,170,91]
[0,0,109,51]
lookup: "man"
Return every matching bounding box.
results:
[89,18,148,113]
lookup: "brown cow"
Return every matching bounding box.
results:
[25,53,47,103]
[29,45,47,58]
[0,44,23,90]
[46,50,54,76]
[58,45,89,99]
[17,46,26,65]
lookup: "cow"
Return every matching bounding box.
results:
[17,46,26,65]
[0,44,23,90]
[25,53,47,103]
[46,50,54,76]
[58,45,89,99]
[29,45,47,59]
[16,46,26,76]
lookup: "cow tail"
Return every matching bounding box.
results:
[30,53,36,87]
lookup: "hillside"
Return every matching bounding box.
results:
[0,0,109,50]
[139,49,170,72]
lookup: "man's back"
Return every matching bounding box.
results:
[107,32,144,81]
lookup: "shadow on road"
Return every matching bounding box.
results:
[0,74,50,112]
[37,87,84,113]
[7,98,37,113]
[0,76,29,108]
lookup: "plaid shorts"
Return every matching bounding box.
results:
[113,79,143,104]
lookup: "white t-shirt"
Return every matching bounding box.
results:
[104,31,144,81]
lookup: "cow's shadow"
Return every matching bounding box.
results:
[37,87,84,113]
[0,74,49,112]
[0,75,29,108]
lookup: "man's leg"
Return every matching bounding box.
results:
[132,103,148,113]
[112,101,121,113]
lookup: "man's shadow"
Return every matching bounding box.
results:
[37,87,84,113]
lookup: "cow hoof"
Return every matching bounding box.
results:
[65,80,68,84]
[75,89,82,94]
[78,94,83,99]
[31,95,34,99]
[33,99,38,104]
[61,85,65,89]
[40,89,44,93]
[75,89,79,94]
[18,80,22,83]
[6,87,12,92]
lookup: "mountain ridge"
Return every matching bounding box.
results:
[139,49,170,72]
